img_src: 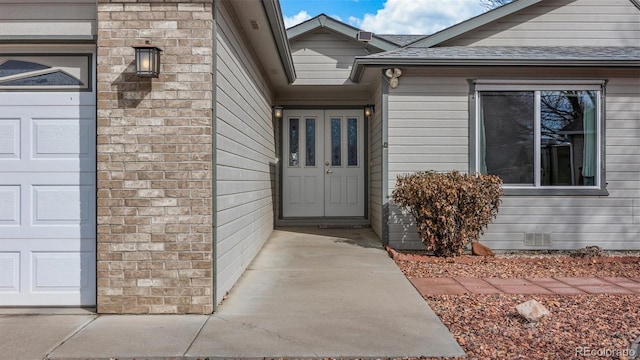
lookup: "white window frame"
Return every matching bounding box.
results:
[472,79,607,196]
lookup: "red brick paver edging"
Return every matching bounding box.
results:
[386,245,640,296]
[409,276,640,296]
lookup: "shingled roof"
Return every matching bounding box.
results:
[375,34,428,46]
[363,46,640,61]
[350,46,640,81]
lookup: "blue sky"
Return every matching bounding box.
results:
[280,0,490,35]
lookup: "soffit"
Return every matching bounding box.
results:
[226,0,294,90]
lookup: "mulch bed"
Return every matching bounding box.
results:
[391,249,640,360]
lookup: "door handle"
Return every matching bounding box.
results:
[326,169,333,174]
[325,162,330,166]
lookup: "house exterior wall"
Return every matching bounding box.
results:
[289,29,371,85]
[96,1,214,314]
[386,72,469,249]
[444,0,640,47]
[386,68,640,251]
[215,0,276,305]
[0,0,96,38]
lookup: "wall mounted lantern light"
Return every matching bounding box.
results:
[273,106,283,119]
[364,104,375,117]
[133,41,162,78]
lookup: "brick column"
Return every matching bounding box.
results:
[96,1,214,314]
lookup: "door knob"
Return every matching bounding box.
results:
[326,169,333,174]
[325,162,330,166]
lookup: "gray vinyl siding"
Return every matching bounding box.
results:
[387,72,640,250]
[387,74,470,249]
[289,29,373,85]
[0,0,96,37]
[215,1,275,304]
[444,0,640,47]
[369,78,383,239]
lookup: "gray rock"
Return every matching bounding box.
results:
[516,299,550,322]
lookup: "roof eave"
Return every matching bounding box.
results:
[286,14,399,51]
[350,58,640,82]
[409,0,543,48]
[262,0,296,84]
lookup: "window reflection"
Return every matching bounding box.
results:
[478,90,599,187]
[289,118,299,167]
[331,118,341,166]
[541,91,597,186]
[347,118,358,166]
[305,118,315,166]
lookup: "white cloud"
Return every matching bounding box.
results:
[283,10,312,28]
[348,0,485,35]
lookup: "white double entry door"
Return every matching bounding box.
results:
[282,109,365,217]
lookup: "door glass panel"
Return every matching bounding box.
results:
[347,118,358,166]
[305,118,315,166]
[331,118,341,166]
[289,118,299,167]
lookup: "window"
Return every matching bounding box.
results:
[305,118,316,166]
[331,118,341,166]
[347,117,358,166]
[0,55,90,91]
[473,80,605,194]
[288,118,299,167]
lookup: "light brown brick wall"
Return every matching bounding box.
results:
[96,0,214,314]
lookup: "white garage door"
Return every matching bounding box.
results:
[0,54,96,306]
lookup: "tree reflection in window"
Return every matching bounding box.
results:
[479,89,599,187]
[289,118,299,167]
[305,118,315,166]
[331,118,341,166]
[347,118,358,166]
[541,91,597,186]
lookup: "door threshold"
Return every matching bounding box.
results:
[277,217,370,228]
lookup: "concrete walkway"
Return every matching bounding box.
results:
[2,228,465,360]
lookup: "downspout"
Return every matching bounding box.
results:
[211,0,218,312]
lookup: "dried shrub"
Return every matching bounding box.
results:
[391,171,503,257]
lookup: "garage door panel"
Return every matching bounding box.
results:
[0,252,20,292]
[32,118,93,159]
[0,106,95,172]
[0,239,95,305]
[0,185,20,225]
[0,118,20,158]
[33,185,93,224]
[0,173,95,238]
[0,84,96,305]
[32,251,93,289]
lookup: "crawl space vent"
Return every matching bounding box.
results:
[524,233,551,247]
